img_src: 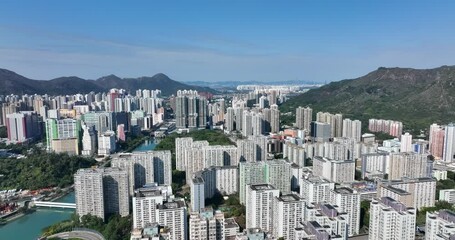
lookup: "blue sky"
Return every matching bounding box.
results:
[0,1,454,82]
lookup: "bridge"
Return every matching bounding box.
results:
[33,201,76,209]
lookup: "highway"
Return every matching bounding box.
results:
[45,229,105,240]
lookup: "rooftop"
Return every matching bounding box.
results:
[278,194,301,202]
[383,185,411,195]
[250,184,275,191]
[334,187,355,194]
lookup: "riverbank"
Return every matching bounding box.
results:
[0,192,75,239]
[0,187,74,226]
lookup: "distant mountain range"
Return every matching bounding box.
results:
[0,69,215,96]
[280,65,455,131]
[186,80,322,88]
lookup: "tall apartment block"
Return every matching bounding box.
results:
[156,200,188,240]
[312,156,355,183]
[378,177,436,210]
[300,176,335,204]
[342,118,362,142]
[443,123,455,162]
[245,184,280,233]
[45,118,81,154]
[111,151,172,195]
[272,194,305,240]
[132,186,165,229]
[189,207,225,240]
[330,188,361,236]
[369,197,416,240]
[302,203,349,240]
[426,210,455,240]
[429,123,445,160]
[6,111,40,143]
[74,168,129,221]
[175,90,207,129]
[296,107,312,131]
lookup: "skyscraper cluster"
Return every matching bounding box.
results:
[368,118,403,137]
[175,90,208,129]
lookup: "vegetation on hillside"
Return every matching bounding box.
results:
[0,68,215,96]
[43,214,131,240]
[280,66,455,132]
[0,149,96,190]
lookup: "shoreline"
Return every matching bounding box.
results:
[0,188,74,226]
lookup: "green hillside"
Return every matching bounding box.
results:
[280,66,455,132]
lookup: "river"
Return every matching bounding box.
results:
[0,192,75,240]
[0,139,157,240]
[132,138,157,152]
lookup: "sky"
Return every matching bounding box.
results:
[0,1,455,83]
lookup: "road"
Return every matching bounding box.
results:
[46,230,105,240]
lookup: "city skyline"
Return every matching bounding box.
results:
[1,1,455,82]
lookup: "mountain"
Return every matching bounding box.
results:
[186,80,321,88]
[280,65,455,131]
[0,69,215,96]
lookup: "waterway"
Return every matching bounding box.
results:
[132,138,157,152]
[0,192,75,240]
[0,138,157,240]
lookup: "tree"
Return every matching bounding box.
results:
[360,200,371,231]
[0,126,7,138]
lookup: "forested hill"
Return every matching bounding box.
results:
[0,68,215,96]
[280,65,455,131]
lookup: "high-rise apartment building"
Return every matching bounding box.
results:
[378,177,436,210]
[112,151,172,194]
[300,176,335,204]
[303,203,349,239]
[443,123,455,162]
[98,130,116,156]
[400,132,413,152]
[175,90,207,129]
[312,156,355,183]
[330,188,361,236]
[237,135,268,162]
[272,194,305,240]
[342,118,362,142]
[270,104,280,133]
[45,118,81,153]
[157,200,188,240]
[439,189,455,204]
[311,121,331,142]
[191,177,205,213]
[369,197,416,240]
[189,208,225,240]
[132,186,165,229]
[388,152,432,180]
[429,123,445,159]
[316,112,343,138]
[264,159,292,194]
[225,107,235,132]
[245,184,280,233]
[296,107,312,131]
[74,168,129,221]
[6,111,40,143]
[81,123,97,156]
[426,210,455,240]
